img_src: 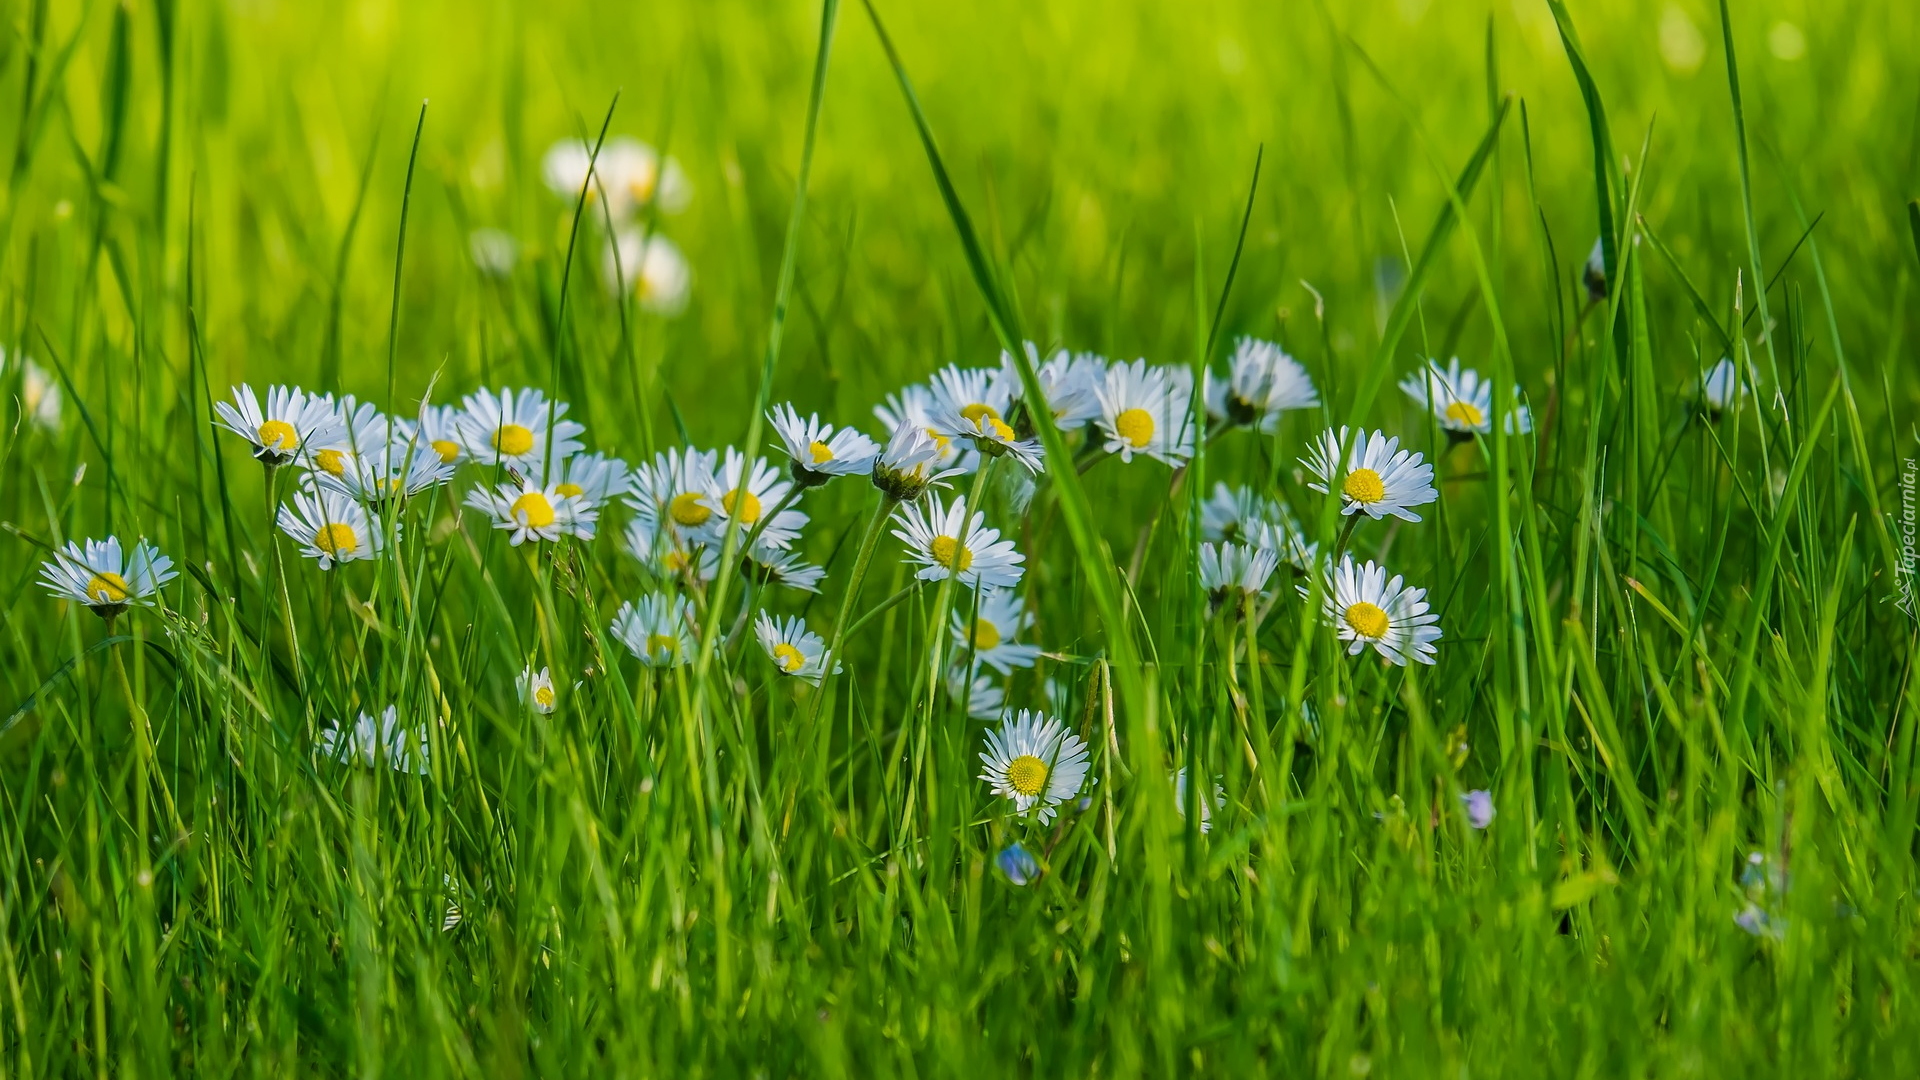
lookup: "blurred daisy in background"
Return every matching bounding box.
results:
[947,665,1006,722]
[6,351,62,430]
[1199,541,1278,609]
[1311,555,1441,666]
[468,228,519,279]
[952,589,1041,674]
[318,706,430,775]
[455,388,584,474]
[603,230,692,316]
[893,493,1024,590]
[1399,358,1531,440]
[1246,515,1318,574]
[745,543,826,593]
[466,480,595,546]
[1173,768,1227,834]
[708,449,807,548]
[1205,337,1319,432]
[768,403,880,488]
[1003,344,1105,430]
[542,136,692,219]
[215,384,344,468]
[1460,789,1495,829]
[551,452,631,511]
[40,536,176,617]
[624,516,719,585]
[1699,357,1753,418]
[1582,237,1608,303]
[1201,482,1282,545]
[518,665,557,714]
[1096,360,1195,466]
[611,594,696,668]
[978,710,1091,824]
[754,613,839,686]
[280,489,385,569]
[1301,427,1437,522]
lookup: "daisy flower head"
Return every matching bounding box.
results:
[624,516,719,584]
[1699,357,1753,417]
[707,448,807,549]
[951,588,1041,675]
[279,488,385,569]
[875,383,974,474]
[1174,768,1228,834]
[551,452,631,511]
[306,396,401,484]
[466,479,596,546]
[1311,555,1442,666]
[603,230,692,316]
[518,665,557,714]
[892,493,1024,591]
[418,404,466,467]
[1301,426,1437,522]
[768,403,880,488]
[318,706,429,775]
[948,666,1007,722]
[8,353,61,430]
[978,710,1092,824]
[1096,360,1195,466]
[1003,344,1106,429]
[871,421,961,503]
[454,388,584,475]
[745,542,827,593]
[629,447,722,545]
[1399,358,1531,440]
[1583,237,1608,303]
[1206,337,1320,431]
[214,384,345,468]
[40,536,176,617]
[1199,541,1279,609]
[928,363,1043,473]
[318,428,455,509]
[1246,514,1319,574]
[753,613,839,686]
[543,137,691,219]
[1201,482,1283,544]
[611,594,696,668]
[468,228,519,279]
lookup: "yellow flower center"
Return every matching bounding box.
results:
[556,482,585,498]
[925,427,950,450]
[723,488,762,524]
[627,166,659,204]
[315,448,347,476]
[664,549,692,572]
[1443,401,1486,428]
[257,419,299,451]
[493,423,535,457]
[772,643,805,673]
[971,619,1002,651]
[929,535,973,572]
[1342,467,1386,504]
[511,492,556,528]
[315,523,359,559]
[1006,755,1049,798]
[85,572,131,605]
[1344,601,1391,639]
[646,633,679,658]
[534,685,555,708]
[669,492,712,527]
[1114,408,1155,448]
[431,439,460,464]
[808,440,835,464]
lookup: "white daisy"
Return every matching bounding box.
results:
[892,493,1024,590]
[468,228,519,278]
[768,403,880,487]
[951,589,1041,675]
[744,543,827,593]
[278,489,385,569]
[1399,358,1531,438]
[875,383,974,474]
[624,516,719,584]
[1201,482,1282,544]
[1205,337,1320,432]
[871,422,961,503]
[1301,427,1438,522]
[418,404,466,467]
[551,452,631,511]
[454,388,585,474]
[629,447,723,545]
[707,449,807,549]
[518,665,557,714]
[1310,556,1442,666]
[928,364,1044,473]
[544,137,691,219]
[1199,541,1279,606]
[753,612,839,686]
[1173,768,1227,833]
[978,710,1092,824]
[214,384,345,468]
[603,230,692,316]
[318,706,429,775]
[1582,237,1608,303]
[1246,515,1319,574]
[466,480,596,546]
[9,353,61,429]
[611,594,696,668]
[39,536,176,615]
[317,428,455,508]
[1003,344,1105,429]
[1699,357,1752,416]
[1096,360,1195,465]
[948,665,1007,721]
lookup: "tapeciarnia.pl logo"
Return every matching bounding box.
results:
[1899,456,1918,619]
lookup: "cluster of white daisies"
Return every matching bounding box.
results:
[541,136,695,316]
[32,331,1655,830]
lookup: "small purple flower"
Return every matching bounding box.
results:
[1461,789,1495,830]
[996,843,1040,886]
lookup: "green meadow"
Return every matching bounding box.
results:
[2,0,1918,1074]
